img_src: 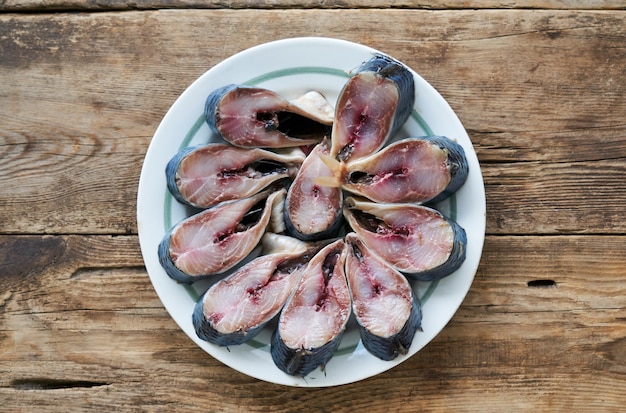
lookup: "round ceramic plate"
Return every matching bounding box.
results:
[137,37,486,387]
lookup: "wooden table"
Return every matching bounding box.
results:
[2,1,625,411]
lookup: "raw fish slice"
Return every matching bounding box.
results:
[331,54,415,162]
[321,136,468,204]
[205,85,333,148]
[284,139,343,241]
[158,189,285,284]
[193,246,316,346]
[344,233,422,360]
[271,239,351,377]
[166,144,304,209]
[343,197,466,281]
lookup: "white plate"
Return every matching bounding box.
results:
[137,37,486,387]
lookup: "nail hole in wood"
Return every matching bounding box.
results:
[527,279,557,288]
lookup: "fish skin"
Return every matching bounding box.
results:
[345,233,422,360]
[271,333,341,377]
[165,143,302,209]
[409,218,466,281]
[205,84,331,148]
[343,197,467,281]
[358,298,422,360]
[337,136,468,204]
[331,54,415,162]
[192,250,310,346]
[270,239,351,377]
[158,189,285,284]
[418,135,468,204]
[284,138,343,241]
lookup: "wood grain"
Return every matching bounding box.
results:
[1,0,625,11]
[2,7,625,411]
[1,9,625,235]
[484,160,626,234]
[1,234,625,411]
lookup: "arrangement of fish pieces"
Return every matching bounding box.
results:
[158,53,469,377]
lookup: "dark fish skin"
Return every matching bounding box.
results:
[204,84,331,148]
[204,84,237,138]
[409,218,466,281]
[354,54,415,146]
[158,189,284,284]
[335,136,468,205]
[165,145,197,206]
[345,233,422,361]
[193,298,265,346]
[270,239,351,377]
[192,250,311,346]
[421,136,469,204]
[343,197,467,281]
[271,334,341,377]
[165,143,302,209]
[331,54,415,162]
[284,139,344,241]
[359,297,422,361]
[158,234,196,284]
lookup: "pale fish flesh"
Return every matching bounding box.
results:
[270,239,351,376]
[343,196,466,281]
[344,233,422,360]
[321,136,468,204]
[205,85,333,148]
[158,189,285,284]
[193,240,318,346]
[330,54,414,162]
[284,138,343,241]
[166,144,304,209]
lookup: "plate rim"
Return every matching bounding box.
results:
[137,36,486,387]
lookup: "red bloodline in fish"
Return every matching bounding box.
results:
[314,250,342,311]
[208,312,224,325]
[246,285,265,304]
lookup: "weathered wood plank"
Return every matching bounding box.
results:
[1,10,625,235]
[483,160,626,234]
[1,234,625,411]
[1,0,624,11]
